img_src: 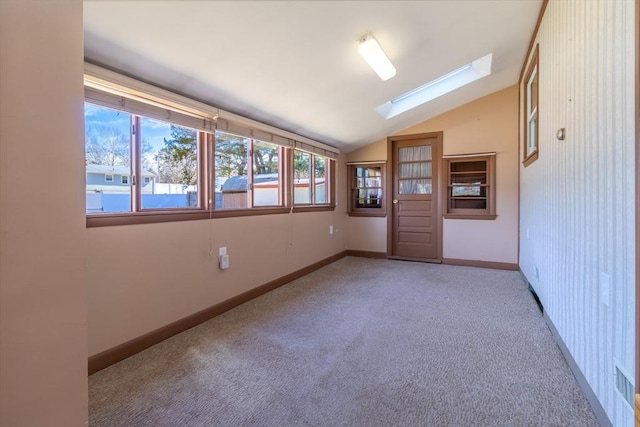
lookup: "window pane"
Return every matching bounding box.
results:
[527,114,537,156]
[85,103,132,214]
[355,167,382,189]
[141,118,198,209]
[451,173,487,185]
[252,140,280,207]
[399,179,432,194]
[215,131,249,209]
[451,161,486,173]
[399,162,431,179]
[356,189,382,208]
[528,66,538,108]
[451,198,487,209]
[399,145,431,162]
[314,156,326,204]
[451,186,486,197]
[294,151,311,204]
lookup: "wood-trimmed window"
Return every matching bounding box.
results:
[523,44,539,167]
[347,162,386,217]
[444,154,496,220]
[293,150,334,208]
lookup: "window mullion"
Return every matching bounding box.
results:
[197,131,208,210]
[310,154,315,205]
[248,140,254,207]
[132,115,141,212]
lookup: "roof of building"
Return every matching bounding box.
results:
[221,174,278,192]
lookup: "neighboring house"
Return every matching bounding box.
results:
[85,164,155,193]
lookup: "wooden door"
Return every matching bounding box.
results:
[389,134,441,261]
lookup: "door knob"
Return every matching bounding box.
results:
[393,199,398,204]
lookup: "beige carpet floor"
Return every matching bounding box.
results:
[90,257,599,426]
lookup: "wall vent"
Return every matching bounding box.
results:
[614,362,634,409]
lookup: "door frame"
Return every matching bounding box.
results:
[386,132,444,262]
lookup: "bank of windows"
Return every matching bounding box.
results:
[84,102,334,220]
[444,155,496,220]
[523,44,539,167]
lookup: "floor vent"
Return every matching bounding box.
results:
[614,362,634,409]
[527,284,543,313]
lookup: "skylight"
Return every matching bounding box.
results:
[375,53,493,119]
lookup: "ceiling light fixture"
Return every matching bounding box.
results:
[376,53,493,119]
[357,33,396,81]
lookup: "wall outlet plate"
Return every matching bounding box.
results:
[219,254,229,270]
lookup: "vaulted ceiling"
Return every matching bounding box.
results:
[84,0,542,152]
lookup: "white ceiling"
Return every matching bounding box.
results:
[84,0,542,153]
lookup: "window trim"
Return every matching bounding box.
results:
[121,175,129,185]
[443,154,496,220]
[522,44,539,167]
[105,174,114,182]
[347,162,387,217]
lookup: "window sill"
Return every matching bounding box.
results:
[292,205,336,213]
[87,207,290,227]
[443,214,497,220]
[523,151,539,167]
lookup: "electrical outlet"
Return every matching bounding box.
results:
[219,246,227,256]
[219,254,229,270]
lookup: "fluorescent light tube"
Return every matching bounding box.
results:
[357,33,396,81]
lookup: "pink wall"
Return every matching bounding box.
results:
[0,1,88,425]
[346,86,519,264]
[87,157,348,356]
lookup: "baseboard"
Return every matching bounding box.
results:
[346,250,387,259]
[442,257,519,271]
[543,310,613,427]
[88,250,347,374]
